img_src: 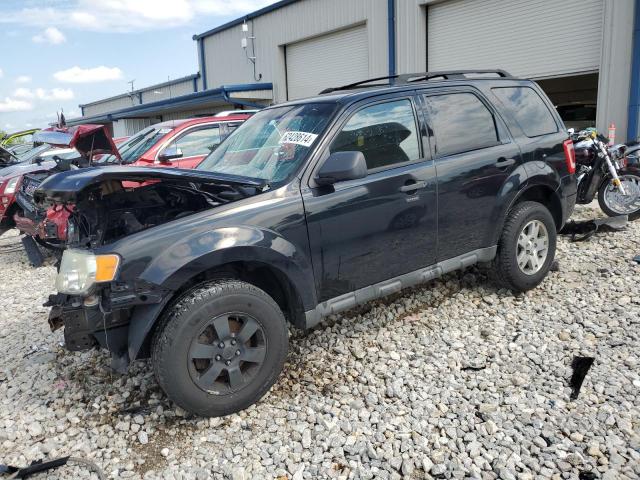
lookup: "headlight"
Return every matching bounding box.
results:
[3,177,20,195]
[56,249,120,295]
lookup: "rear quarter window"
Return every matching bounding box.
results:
[492,86,558,137]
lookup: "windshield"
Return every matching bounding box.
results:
[100,125,170,164]
[197,103,337,184]
[18,144,51,164]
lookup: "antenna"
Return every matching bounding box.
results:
[241,19,262,81]
[128,79,135,92]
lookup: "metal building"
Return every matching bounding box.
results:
[70,0,640,141]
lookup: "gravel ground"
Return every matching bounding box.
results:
[0,204,639,480]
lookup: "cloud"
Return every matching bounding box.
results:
[13,87,74,101]
[53,66,123,83]
[0,68,3,79]
[0,97,33,113]
[0,0,274,32]
[15,75,32,84]
[13,88,33,99]
[32,26,66,44]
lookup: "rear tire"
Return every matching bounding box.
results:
[491,201,557,292]
[152,279,288,417]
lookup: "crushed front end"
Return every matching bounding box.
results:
[37,166,266,371]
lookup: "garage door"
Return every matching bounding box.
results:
[427,0,603,79]
[286,25,369,100]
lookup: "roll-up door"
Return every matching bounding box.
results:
[427,0,603,79]
[286,24,369,100]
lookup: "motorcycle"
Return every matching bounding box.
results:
[571,128,640,219]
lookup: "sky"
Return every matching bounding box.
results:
[0,0,274,133]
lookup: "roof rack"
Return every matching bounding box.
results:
[319,75,400,95]
[319,69,512,94]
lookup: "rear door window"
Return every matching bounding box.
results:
[492,87,558,137]
[423,92,500,157]
[330,99,421,170]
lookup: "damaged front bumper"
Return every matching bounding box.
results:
[46,282,173,372]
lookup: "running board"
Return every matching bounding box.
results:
[304,246,497,329]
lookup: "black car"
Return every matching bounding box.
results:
[36,70,577,416]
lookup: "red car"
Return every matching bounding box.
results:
[12,114,252,249]
[104,114,252,169]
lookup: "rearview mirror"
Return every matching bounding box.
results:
[158,146,183,162]
[315,151,367,186]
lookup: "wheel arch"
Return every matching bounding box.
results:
[129,251,313,361]
[492,183,563,245]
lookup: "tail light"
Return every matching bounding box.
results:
[563,139,576,174]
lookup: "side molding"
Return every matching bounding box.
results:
[304,246,497,328]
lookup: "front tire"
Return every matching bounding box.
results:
[152,280,288,417]
[491,201,557,292]
[597,174,640,220]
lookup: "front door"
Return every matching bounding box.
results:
[303,97,438,302]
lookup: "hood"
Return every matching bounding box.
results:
[0,160,56,183]
[34,124,121,161]
[34,165,267,204]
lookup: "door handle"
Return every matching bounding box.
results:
[399,180,427,193]
[495,157,516,169]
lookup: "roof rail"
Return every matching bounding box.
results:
[319,69,512,95]
[319,75,399,94]
[400,69,512,83]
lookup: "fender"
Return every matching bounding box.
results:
[490,161,564,245]
[138,225,315,304]
[126,226,316,361]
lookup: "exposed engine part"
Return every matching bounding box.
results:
[68,181,256,248]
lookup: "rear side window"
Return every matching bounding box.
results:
[492,87,558,137]
[330,99,420,170]
[424,93,500,157]
[166,126,221,157]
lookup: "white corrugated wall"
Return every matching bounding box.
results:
[83,95,138,117]
[113,118,158,138]
[140,78,196,103]
[202,0,388,102]
[426,0,604,79]
[286,24,369,99]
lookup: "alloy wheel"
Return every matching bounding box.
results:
[516,219,549,275]
[188,313,267,394]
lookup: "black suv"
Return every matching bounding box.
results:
[36,71,577,416]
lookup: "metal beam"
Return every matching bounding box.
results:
[628,0,640,140]
[388,0,396,77]
[198,38,208,90]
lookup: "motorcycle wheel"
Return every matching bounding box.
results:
[598,174,640,220]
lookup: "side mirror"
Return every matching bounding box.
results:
[315,151,367,186]
[158,146,183,162]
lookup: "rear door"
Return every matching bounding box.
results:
[157,124,222,169]
[419,88,522,260]
[303,95,438,302]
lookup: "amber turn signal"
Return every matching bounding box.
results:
[95,254,121,282]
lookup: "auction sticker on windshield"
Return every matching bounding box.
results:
[279,131,318,148]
